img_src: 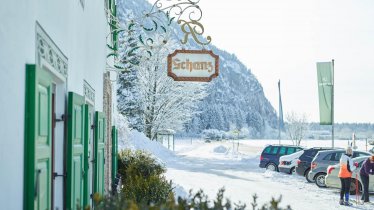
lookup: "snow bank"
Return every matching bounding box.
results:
[263,170,277,178]
[172,184,189,198]
[119,130,177,163]
[119,130,189,197]
[213,145,228,153]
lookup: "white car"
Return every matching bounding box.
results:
[325,156,373,195]
[279,150,304,174]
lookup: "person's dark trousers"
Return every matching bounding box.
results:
[360,174,370,202]
[340,178,351,201]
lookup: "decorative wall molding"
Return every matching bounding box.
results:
[36,22,68,79]
[84,80,95,105]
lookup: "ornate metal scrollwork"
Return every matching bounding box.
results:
[178,19,211,45]
[150,0,202,21]
[105,0,212,72]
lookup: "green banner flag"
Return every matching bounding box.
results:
[316,62,333,125]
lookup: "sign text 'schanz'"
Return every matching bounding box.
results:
[167,50,219,82]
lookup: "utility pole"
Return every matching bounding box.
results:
[278,80,283,145]
[278,119,281,145]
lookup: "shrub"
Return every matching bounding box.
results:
[117,149,173,205]
[94,188,291,210]
[202,129,225,141]
[102,149,292,210]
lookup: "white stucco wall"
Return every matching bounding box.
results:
[0,2,36,209]
[0,1,108,209]
[82,1,107,112]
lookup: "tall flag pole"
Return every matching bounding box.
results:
[332,59,335,148]
[316,60,334,148]
[278,80,284,144]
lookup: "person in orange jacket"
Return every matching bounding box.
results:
[338,147,359,206]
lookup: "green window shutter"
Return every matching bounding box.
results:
[24,64,53,210]
[94,111,106,196]
[111,126,118,184]
[66,92,85,210]
[83,105,93,208]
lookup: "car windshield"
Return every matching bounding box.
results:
[279,150,304,161]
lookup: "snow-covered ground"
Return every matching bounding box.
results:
[120,133,374,210]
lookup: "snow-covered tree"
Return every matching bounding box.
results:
[116,9,145,132]
[286,111,309,146]
[136,45,206,140]
[114,113,131,146]
[246,111,265,138]
[116,8,207,140]
[117,65,144,131]
[201,129,225,141]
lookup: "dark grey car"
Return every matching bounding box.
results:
[308,149,371,188]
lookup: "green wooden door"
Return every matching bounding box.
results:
[83,104,93,208]
[94,111,106,196]
[24,64,53,210]
[67,92,85,210]
[111,126,118,184]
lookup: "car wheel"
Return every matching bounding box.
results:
[350,179,362,195]
[305,169,314,183]
[266,163,278,172]
[315,173,327,188]
[290,167,296,174]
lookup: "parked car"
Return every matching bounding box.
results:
[308,150,371,188]
[325,156,372,195]
[259,145,303,172]
[295,147,336,182]
[279,150,304,174]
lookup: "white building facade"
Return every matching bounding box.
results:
[0,0,119,209]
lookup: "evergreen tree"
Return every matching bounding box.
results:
[117,21,145,132]
[117,70,144,132]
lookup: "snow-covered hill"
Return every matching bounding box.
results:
[185,47,278,138]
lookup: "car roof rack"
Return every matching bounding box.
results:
[267,144,304,147]
[310,147,344,150]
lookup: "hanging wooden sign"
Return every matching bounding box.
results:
[167,50,219,82]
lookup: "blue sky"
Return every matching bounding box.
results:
[196,0,374,123]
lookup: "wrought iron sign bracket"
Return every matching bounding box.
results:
[105,0,213,72]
